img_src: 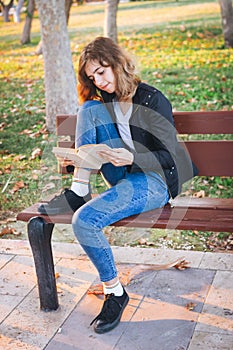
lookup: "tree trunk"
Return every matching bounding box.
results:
[35,39,43,55]
[21,0,35,44]
[35,0,78,132]
[0,0,14,22]
[219,0,233,48]
[14,0,24,22]
[35,0,73,57]
[104,0,119,43]
[65,0,73,24]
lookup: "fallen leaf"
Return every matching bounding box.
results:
[87,284,104,295]
[30,148,42,159]
[175,91,186,96]
[0,226,21,236]
[0,122,6,131]
[174,259,190,270]
[10,180,25,193]
[185,302,196,311]
[13,155,26,161]
[193,190,205,198]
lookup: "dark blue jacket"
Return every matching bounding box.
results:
[102,82,198,198]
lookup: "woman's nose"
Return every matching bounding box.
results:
[94,74,103,85]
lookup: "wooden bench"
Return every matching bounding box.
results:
[17,110,233,311]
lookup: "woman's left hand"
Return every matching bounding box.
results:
[98,148,134,167]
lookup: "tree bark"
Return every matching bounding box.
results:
[21,0,35,44]
[0,0,14,22]
[219,0,233,48]
[104,0,119,43]
[35,0,78,132]
[14,0,24,22]
[35,0,73,57]
[65,0,73,24]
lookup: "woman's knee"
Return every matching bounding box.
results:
[72,207,92,239]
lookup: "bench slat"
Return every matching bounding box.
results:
[185,140,233,176]
[56,111,233,136]
[56,140,233,176]
[16,197,233,233]
[173,111,233,134]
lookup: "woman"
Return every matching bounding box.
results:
[39,37,198,334]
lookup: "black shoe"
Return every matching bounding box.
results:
[90,288,129,334]
[38,189,91,215]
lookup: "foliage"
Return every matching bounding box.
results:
[0,1,232,235]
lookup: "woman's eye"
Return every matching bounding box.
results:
[99,70,104,75]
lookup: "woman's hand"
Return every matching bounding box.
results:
[98,148,134,167]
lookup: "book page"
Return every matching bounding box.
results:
[53,144,112,169]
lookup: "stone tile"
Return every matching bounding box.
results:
[116,268,215,350]
[195,271,233,335]
[0,257,98,350]
[112,246,204,269]
[52,241,84,259]
[200,252,233,271]
[0,255,36,296]
[0,254,14,269]
[0,294,23,323]
[0,239,32,256]
[188,331,233,350]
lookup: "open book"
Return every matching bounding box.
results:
[53,144,112,169]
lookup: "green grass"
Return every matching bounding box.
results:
[0,0,232,248]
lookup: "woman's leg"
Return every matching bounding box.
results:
[38,101,126,215]
[72,171,169,281]
[72,171,169,333]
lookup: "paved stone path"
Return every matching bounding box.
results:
[0,239,233,350]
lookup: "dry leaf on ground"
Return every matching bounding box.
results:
[0,226,21,236]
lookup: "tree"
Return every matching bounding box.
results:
[21,0,35,44]
[35,0,73,55]
[0,0,14,22]
[104,0,119,43]
[219,0,233,48]
[35,0,78,132]
[14,0,24,22]
[65,0,73,24]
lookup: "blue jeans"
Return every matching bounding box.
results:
[72,101,169,282]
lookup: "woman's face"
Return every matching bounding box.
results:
[85,60,116,93]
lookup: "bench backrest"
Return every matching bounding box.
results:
[56,110,233,176]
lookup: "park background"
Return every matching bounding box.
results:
[0,0,233,251]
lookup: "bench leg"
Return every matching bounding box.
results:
[28,216,59,311]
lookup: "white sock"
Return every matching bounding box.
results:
[103,280,124,297]
[71,168,91,197]
[71,178,89,196]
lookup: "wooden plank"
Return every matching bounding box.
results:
[56,140,233,176]
[184,140,233,176]
[173,111,233,134]
[16,198,233,233]
[56,115,77,136]
[172,197,233,209]
[56,111,233,137]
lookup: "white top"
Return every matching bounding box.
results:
[113,101,135,150]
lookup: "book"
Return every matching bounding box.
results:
[52,144,112,169]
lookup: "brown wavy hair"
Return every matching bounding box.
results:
[78,37,140,104]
